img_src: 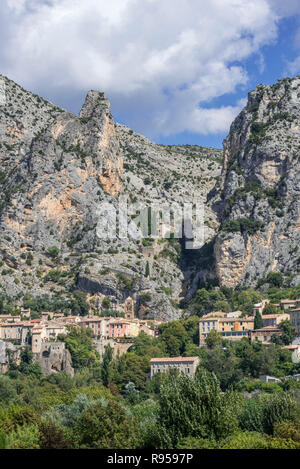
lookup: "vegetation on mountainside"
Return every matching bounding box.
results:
[186,277,300,316]
[0,328,300,449]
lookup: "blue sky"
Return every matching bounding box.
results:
[1,1,300,149]
[158,14,300,148]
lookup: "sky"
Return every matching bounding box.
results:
[1,1,300,148]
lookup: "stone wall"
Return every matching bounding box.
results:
[0,340,21,373]
[34,342,74,376]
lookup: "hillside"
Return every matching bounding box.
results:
[1,73,300,317]
[212,77,300,288]
[0,75,222,320]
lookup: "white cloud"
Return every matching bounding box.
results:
[0,0,295,138]
[268,0,300,17]
[287,56,300,75]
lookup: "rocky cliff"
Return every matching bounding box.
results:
[4,73,298,314]
[214,76,300,288]
[0,75,222,320]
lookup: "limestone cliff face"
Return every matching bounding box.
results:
[0,76,125,297]
[214,77,300,288]
[0,75,222,321]
[0,76,123,251]
[79,90,123,195]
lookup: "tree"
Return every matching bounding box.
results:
[202,346,243,390]
[3,424,40,449]
[278,320,295,345]
[236,289,263,314]
[102,297,111,310]
[158,370,240,448]
[182,316,200,345]
[58,326,99,370]
[39,421,72,449]
[205,329,222,349]
[158,321,188,357]
[69,291,90,316]
[145,261,150,278]
[273,420,300,443]
[262,392,296,434]
[140,292,152,305]
[0,376,17,404]
[194,288,210,315]
[101,344,114,387]
[73,400,138,449]
[124,382,141,404]
[47,246,60,260]
[267,272,283,288]
[129,331,165,358]
[263,303,280,315]
[114,352,150,390]
[221,431,299,449]
[19,346,43,378]
[254,311,264,330]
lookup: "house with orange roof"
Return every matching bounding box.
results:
[150,356,200,378]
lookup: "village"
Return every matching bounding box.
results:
[0,294,300,380]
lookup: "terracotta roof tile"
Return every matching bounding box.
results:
[150,356,199,363]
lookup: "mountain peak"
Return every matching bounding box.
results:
[79,90,111,119]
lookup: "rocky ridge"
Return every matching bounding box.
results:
[0,75,222,320]
[213,76,300,288]
[2,73,299,317]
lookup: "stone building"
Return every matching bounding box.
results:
[92,337,134,359]
[280,299,300,311]
[199,313,290,346]
[80,317,111,339]
[34,342,74,376]
[150,356,200,379]
[290,308,300,335]
[32,325,47,353]
[249,326,283,344]
[253,299,270,315]
[20,309,31,318]
[0,320,40,345]
[199,316,254,346]
[0,340,21,373]
[124,296,135,319]
[0,315,21,323]
[31,322,68,353]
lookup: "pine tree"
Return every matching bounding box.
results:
[254,311,264,330]
[145,261,150,277]
[101,344,114,387]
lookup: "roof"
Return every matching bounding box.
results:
[219,317,253,322]
[46,325,66,329]
[0,321,36,327]
[81,318,104,322]
[0,315,21,318]
[281,299,300,303]
[200,317,253,323]
[252,327,282,332]
[110,319,131,324]
[262,314,289,319]
[150,356,199,363]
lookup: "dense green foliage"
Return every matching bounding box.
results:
[0,350,299,449]
[0,279,300,449]
[188,279,300,317]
